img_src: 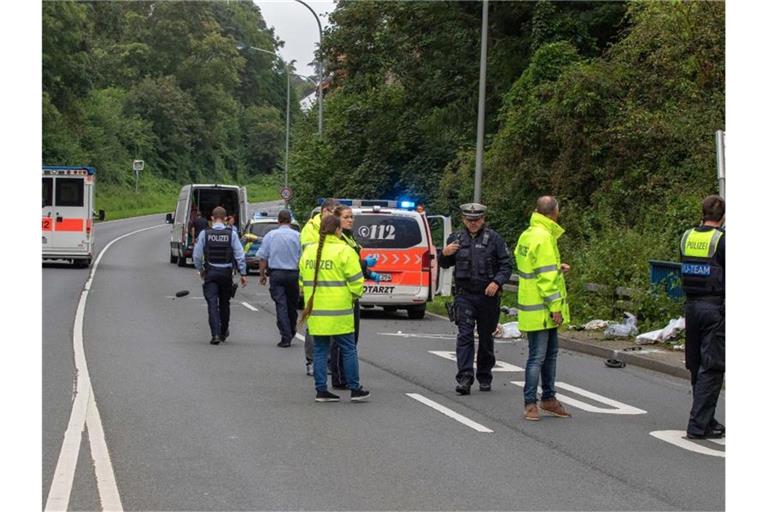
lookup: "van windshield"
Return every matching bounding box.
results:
[353,214,422,249]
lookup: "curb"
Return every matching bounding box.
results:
[426,309,688,380]
[558,335,689,380]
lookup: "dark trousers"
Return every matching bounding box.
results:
[685,299,725,435]
[269,269,299,344]
[455,293,500,385]
[330,300,360,387]
[203,267,233,337]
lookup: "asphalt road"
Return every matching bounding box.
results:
[42,204,725,511]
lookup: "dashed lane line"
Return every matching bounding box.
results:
[406,393,493,433]
[241,302,259,312]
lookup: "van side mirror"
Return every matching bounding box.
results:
[98,209,106,221]
[166,213,174,224]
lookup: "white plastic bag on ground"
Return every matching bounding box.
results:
[604,312,638,338]
[495,321,522,339]
[584,319,609,330]
[635,317,685,345]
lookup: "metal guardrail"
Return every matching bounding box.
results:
[503,274,637,308]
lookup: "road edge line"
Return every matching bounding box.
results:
[45,224,163,512]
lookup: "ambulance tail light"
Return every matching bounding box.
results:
[421,249,431,272]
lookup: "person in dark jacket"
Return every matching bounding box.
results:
[438,203,512,395]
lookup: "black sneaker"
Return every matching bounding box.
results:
[315,390,340,402]
[277,341,291,347]
[350,388,371,401]
[479,382,492,392]
[210,336,222,345]
[455,380,471,395]
[686,431,723,440]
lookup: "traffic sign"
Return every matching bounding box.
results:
[280,186,293,201]
[133,160,144,172]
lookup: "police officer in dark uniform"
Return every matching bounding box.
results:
[439,203,512,395]
[680,195,725,439]
[193,206,248,345]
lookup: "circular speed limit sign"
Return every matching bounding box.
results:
[280,186,293,201]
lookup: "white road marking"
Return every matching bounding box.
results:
[429,350,524,372]
[241,302,259,311]
[296,333,306,342]
[45,225,164,511]
[650,430,725,457]
[406,393,493,433]
[509,381,647,415]
[379,331,457,341]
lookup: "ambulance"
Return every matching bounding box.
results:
[314,199,453,319]
[42,165,101,267]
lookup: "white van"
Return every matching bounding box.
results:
[167,184,248,266]
[42,165,102,267]
[314,199,453,319]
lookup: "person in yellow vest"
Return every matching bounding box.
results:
[299,198,339,376]
[299,214,370,402]
[514,196,571,421]
[680,195,725,439]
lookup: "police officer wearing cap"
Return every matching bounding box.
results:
[680,195,725,439]
[193,206,248,345]
[439,203,512,395]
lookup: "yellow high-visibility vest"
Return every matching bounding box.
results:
[514,212,570,332]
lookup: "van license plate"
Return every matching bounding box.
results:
[378,273,392,282]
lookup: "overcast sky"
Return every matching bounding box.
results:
[255,0,338,79]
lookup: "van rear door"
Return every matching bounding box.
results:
[239,186,248,232]
[50,176,87,252]
[427,215,453,296]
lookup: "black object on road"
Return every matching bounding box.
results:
[175,290,190,298]
[605,359,626,368]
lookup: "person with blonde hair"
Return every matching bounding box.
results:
[299,214,370,402]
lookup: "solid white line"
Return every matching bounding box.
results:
[296,332,306,342]
[241,301,258,311]
[45,224,162,511]
[406,393,493,433]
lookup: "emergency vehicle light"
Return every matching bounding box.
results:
[399,200,415,209]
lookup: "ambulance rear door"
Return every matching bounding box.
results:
[50,175,88,253]
[427,215,453,296]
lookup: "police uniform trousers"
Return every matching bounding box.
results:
[269,269,300,345]
[203,266,233,337]
[330,299,360,387]
[455,292,500,385]
[684,298,725,436]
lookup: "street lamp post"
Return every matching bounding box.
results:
[473,0,489,204]
[294,0,323,137]
[238,45,291,188]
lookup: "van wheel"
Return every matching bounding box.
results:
[407,305,426,320]
[170,250,178,264]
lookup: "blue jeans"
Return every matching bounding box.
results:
[523,328,559,405]
[313,333,360,392]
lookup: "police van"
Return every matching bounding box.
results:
[167,184,248,266]
[314,199,453,319]
[42,165,103,267]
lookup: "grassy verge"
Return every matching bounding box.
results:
[95,173,281,222]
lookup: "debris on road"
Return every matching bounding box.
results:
[175,290,190,298]
[494,321,522,339]
[604,312,638,338]
[635,317,685,345]
[583,319,609,331]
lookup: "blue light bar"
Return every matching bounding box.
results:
[399,200,416,209]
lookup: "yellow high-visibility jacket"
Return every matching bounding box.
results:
[514,212,570,331]
[300,235,364,335]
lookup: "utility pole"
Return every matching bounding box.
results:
[715,130,725,198]
[473,0,489,203]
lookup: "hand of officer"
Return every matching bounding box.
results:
[560,263,571,273]
[364,255,378,268]
[240,275,248,288]
[443,241,460,256]
[199,270,206,281]
[259,275,267,286]
[369,272,383,283]
[551,311,563,325]
[484,281,500,296]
